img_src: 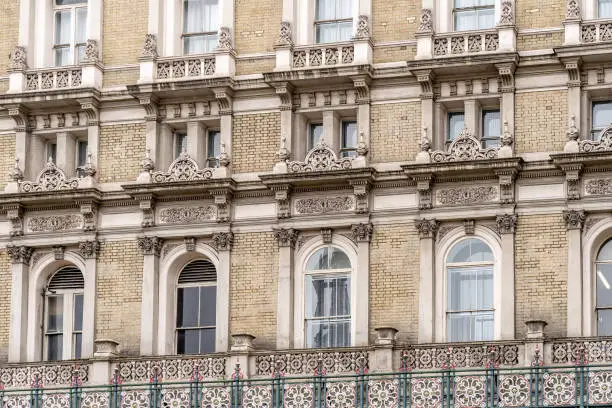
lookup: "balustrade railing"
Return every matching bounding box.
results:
[155,55,216,81]
[433,30,499,56]
[25,67,83,91]
[581,19,612,43]
[292,43,355,68]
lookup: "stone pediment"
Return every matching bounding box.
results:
[151,152,214,183]
[20,160,79,193]
[287,140,352,173]
[580,125,612,153]
[430,128,499,163]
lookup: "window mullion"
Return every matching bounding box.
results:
[63,294,74,360]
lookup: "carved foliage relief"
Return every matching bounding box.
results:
[436,186,498,206]
[294,196,355,215]
[27,215,83,232]
[158,206,217,224]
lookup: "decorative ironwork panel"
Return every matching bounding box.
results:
[497,374,530,407]
[3,395,31,408]
[402,344,520,369]
[551,339,612,364]
[542,372,576,406]
[201,387,231,408]
[242,385,272,408]
[120,391,149,408]
[0,364,88,389]
[367,379,398,408]
[161,388,191,408]
[41,394,69,408]
[116,357,225,382]
[325,382,355,408]
[411,378,442,408]
[80,392,110,408]
[284,384,314,408]
[454,376,486,408]
[255,351,368,376]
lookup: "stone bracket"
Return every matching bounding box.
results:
[135,194,156,228]
[564,58,582,88]
[7,104,30,132]
[414,70,435,99]
[210,188,233,223]
[495,168,518,204]
[5,203,24,237]
[349,179,371,214]
[496,63,516,93]
[77,199,99,232]
[137,94,160,122]
[77,98,100,126]
[352,75,371,104]
[559,163,583,200]
[414,174,434,210]
[213,87,234,116]
[271,184,292,219]
[272,82,295,111]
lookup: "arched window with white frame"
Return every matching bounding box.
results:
[304,245,352,348]
[44,266,84,361]
[446,237,494,342]
[176,259,217,355]
[596,239,612,335]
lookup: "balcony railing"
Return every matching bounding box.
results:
[581,19,612,43]
[25,67,83,91]
[292,43,355,69]
[433,29,499,57]
[155,55,216,81]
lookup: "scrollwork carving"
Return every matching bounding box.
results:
[437,186,498,206]
[9,46,27,71]
[563,209,586,230]
[141,34,158,58]
[580,125,612,152]
[273,228,299,248]
[217,27,233,51]
[295,196,355,215]
[566,0,581,19]
[415,218,439,239]
[498,1,514,25]
[351,223,373,242]
[212,232,234,251]
[6,245,33,264]
[151,152,213,183]
[159,206,217,224]
[585,179,612,195]
[354,15,370,39]
[496,214,518,234]
[417,9,433,33]
[79,240,100,259]
[277,21,293,46]
[20,160,79,192]
[430,129,498,162]
[84,40,100,63]
[137,236,163,256]
[28,215,83,232]
[287,140,352,173]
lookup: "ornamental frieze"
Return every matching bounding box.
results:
[436,186,498,206]
[294,196,355,215]
[27,214,83,232]
[158,206,216,224]
[585,179,612,196]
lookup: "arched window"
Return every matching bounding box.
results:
[44,266,84,361]
[446,238,494,342]
[596,239,612,335]
[176,259,217,354]
[304,246,351,348]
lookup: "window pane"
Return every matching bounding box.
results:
[483,110,500,138]
[598,240,612,261]
[77,141,88,167]
[448,113,465,141]
[177,329,199,354]
[55,11,72,45]
[76,8,87,43]
[47,296,63,332]
[477,8,495,29]
[306,275,350,318]
[598,309,612,335]
[55,47,72,67]
[329,247,351,269]
[338,21,353,42]
[306,248,329,271]
[47,143,57,164]
[199,286,216,326]
[47,334,63,361]
[593,101,612,132]
[203,0,219,31]
[448,238,493,263]
[342,122,357,149]
[454,10,477,31]
[200,328,215,353]
[184,0,204,32]
[337,0,353,18]
[177,287,199,327]
[597,263,612,308]
[306,319,350,348]
[448,266,493,311]
[309,124,324,148]
[73,294,84,331]
[316,23,338,43]
[174,133,187,159]
[73,333,82,359]
[56,0,88,4]
[208,131,221,159]
[205,34,218,52]
[316,0,335,20]
[184,36,206,55]
[447,311,493,342]
[600,0,612,18]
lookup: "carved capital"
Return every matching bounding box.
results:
[213,87,234,115]
[414,174,434,210]
[496,214,518,234]
[210,188,233,223]
[212,232,234,251]
[415,218,439,239]
[351,223,373,242]
[272,185,291,219]
[350,179,371,214]
[563,209,586,230]
[78,201,98,232]
[7,104,30,132]
[7,245,33,264]
[136,194,156,228]
[5,203,24,237]
[137,236,163,256]
[273,228,299,248]
[79,240,101,259]
[8,46,27,71]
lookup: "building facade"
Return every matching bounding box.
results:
[0,0,611,406]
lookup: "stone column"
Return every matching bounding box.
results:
[78,240,100,358]
[229,334,254,378]
[415,218,438,343]
[273,228,299,349]
[56,132,76,177]
[213,232,233,352]
[496,214,517,340]
[564,209,585,336]
[7,245,32,362]
[186,121,206,168]
[352,223,373,346]
[90,340,119,385]
[137,236,163,355]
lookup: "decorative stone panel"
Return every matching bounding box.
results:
[294,196,355,215]
[27,214,83,232]
[436,186,498,206]
[401,343,520,369]
[114,357,225,382]
[585,178,612,196]
[158,206,217,224]
[0,363,88,389]
[255,350,368,376]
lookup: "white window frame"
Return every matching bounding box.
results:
[435,226,503,342]
[452,0,495,32]
[53,0,88,66]
[314,0,354,44]
[481,109,501,148]
[340,120,357,158]
[181,0,220,55]
[173,131,188,159]
[293,0,360,45]
[436,0,502,33]
[590,100,612,140]
[43,288,83,361]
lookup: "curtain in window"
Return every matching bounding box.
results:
[306,276,351,348]
[600,0,612,18]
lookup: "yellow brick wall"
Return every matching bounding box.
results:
[96,241,143,355]
[0,79,8,94]
[0,2,19,77]
[370,102,421,163]
[0,134,16,190]
[0,250,10,361]
[103,0,148,66]
[232,113,280,173]
[516,0,564,29]
[235,0,282,54]
[236,58,276,76]
[103,68,140,88]
[370,224,420,344]
[372,0,420,43]
[515,214,567,338]
[515,90,567,153]
[373,45,416,64]
[98,123,146,182]
[517,31,563,51]
[230,232,278,349]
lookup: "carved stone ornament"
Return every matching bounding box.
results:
[567,115,579,142]
[566,0,581,19]
[6,204,23,237]
[53,246,65,261]
[137,236,163,256]
[415,218,439,239]
[580,125,612,152]
[351,223,373,242]
[79,240,100,259]
[212,232,234,251]
[84,39,100,63]
[354,15,370,39]
[217,27,233,51]
[496,214,518,235]
[151,152,213,183]
[437,186,498,206]
[28,214,83,232]
[140,149,155,173]
[464,219,475,235]
[9,158,24,182]
[417,8,434,33]
[498,1,514,25]
[20,159,79,192]
[287,139,352,173]
[563,209,586,230]
[585,178,612,195]
[321,228,333,244]
[430,128,498,163]
[7,245,33,264]
[295,196,355,215]
[273,228,299,248]
[141,34,158,58]
[276,21,293,46]
[159,206,217,224]
[184,237,196,252]
[9,46,27,71]
[277,137,291,162]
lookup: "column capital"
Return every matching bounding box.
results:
[496,214,518,235]
[6,245,32,265]
[273,228,299,248]
[79,240,101,259]
[212,232,234,251]
[351,223,373,242]
[136,236,163,256]
[563,209,586,230]
[414,218,439,239]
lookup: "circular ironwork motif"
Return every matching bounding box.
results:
[326,382,355,408]
[162,389,190,408]
[454,376,486,408]
[411,378,442,408]
[283,384,313,408]
[201,387,230,408]
[242,386,272,408]
[367,380,399,408]
[543,373,576,406]
[498,375,530,407]
[589,371,612,404]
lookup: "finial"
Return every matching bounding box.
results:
[140,148,155,173]
[81,151,96,177]
[219,142,230,167]
[420,127,431,152]
[501,120,513,147]
[567,114,579,141]
[277,136,290,161]
[9,157,23,182]
[356,131,369,156]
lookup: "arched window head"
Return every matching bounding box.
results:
[446,238,494,342]
[45,266,84,361]
[176,259,217,355]
[596,239,612,335]
[304,246,351,348]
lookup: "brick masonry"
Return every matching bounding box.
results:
[232,113,280,173]
[0,134,16,190]
[515,90,568,153]
[98,123,146,182]
[515,0,565,29]
[372,0,420,43]
[370,102,421,163]
[0,2,18,77]
[517,31,564,51]
[0,250,10,360]
[234,0,282,54]
[103,0,148,66]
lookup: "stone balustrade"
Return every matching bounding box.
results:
[581,19,612,43]
[432,29,500,56]
[292,43,355,69]
[25,67,83,91]
[155,55,217,81]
